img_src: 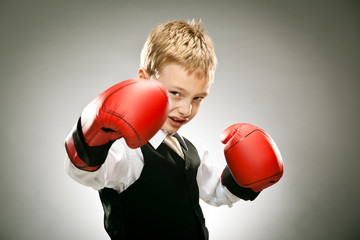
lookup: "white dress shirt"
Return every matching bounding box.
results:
[65,130,240,207]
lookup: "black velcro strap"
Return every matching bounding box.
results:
[222,165,261,201]
[72,118,114,170]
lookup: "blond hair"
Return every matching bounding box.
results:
[140,19,217,82]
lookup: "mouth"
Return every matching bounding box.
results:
[168,116,188,127]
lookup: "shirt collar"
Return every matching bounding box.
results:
[149,129,188,151]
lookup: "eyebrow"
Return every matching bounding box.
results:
[172,86,209,97]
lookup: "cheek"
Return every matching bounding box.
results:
[189,103,201,119]
[168,97,180,112]
[168,103,177,114]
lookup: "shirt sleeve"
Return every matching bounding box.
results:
[195,143,240,207]
[65,138,144,193]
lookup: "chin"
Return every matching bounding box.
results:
[163,128,178,134]
[162,124,179,134]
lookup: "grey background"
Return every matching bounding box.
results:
[1,0,359,239]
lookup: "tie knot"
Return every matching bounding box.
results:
[163,135,184,159]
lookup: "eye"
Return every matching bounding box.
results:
[194,96,204,102]
[169,91,181,97]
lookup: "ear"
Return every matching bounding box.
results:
[137,68,150,79]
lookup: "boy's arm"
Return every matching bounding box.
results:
[196,145,240,207]
[64,78,169,172]
[65,138,144,191]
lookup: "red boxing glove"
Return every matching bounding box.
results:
[221,123,284,194]
[65,78,170,171]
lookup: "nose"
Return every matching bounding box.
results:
[178,101,192,117]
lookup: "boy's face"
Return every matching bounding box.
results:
[139,64,211,134]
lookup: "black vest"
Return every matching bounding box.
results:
[98,138,209,240]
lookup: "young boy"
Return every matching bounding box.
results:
[65,20,283,240]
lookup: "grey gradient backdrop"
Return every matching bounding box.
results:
[1,0,359,239]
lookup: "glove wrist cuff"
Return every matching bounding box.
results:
[70,118,114,171]
[221,166,261,201]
